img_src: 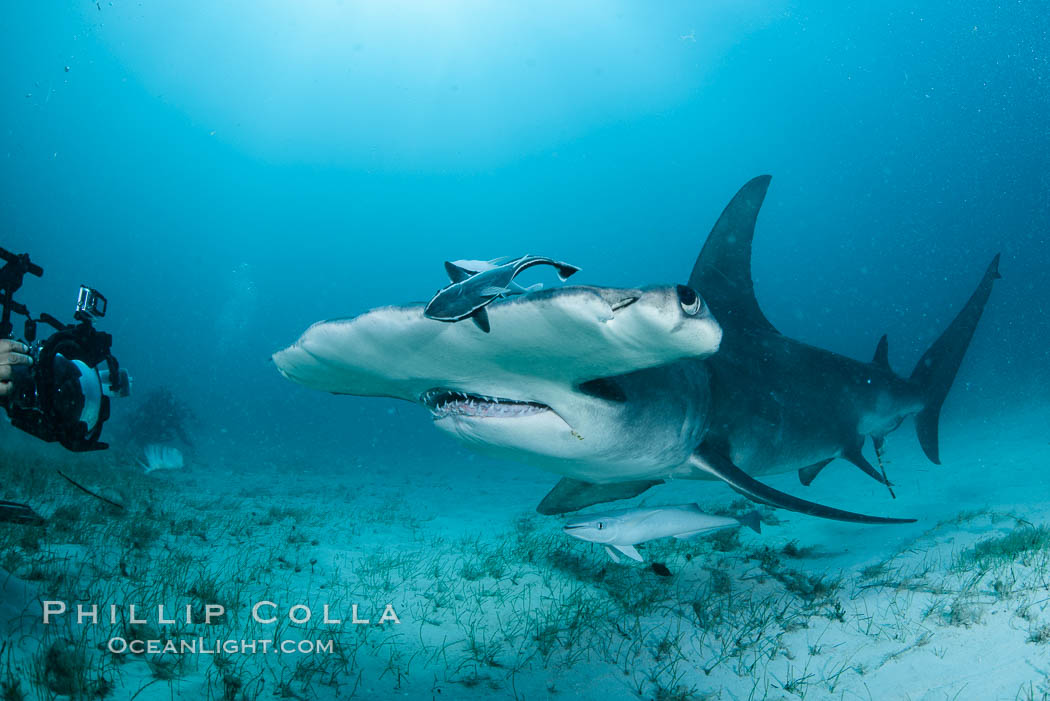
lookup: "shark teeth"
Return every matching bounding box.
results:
[420,389,550,419]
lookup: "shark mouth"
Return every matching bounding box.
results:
[421,389,551,419]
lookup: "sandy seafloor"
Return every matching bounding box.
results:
[1,398,1049,701]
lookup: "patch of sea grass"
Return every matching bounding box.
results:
[954,525,1050,570]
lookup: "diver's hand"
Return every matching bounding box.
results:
[0,340,32,397]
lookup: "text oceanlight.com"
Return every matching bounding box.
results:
[107,638,335,655]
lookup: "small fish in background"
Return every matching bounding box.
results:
[138,444,185,473]
[650,562,672,577]
[563,504,762,563]
[424,254,580,332]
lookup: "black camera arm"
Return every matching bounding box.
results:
[0,246,43,340]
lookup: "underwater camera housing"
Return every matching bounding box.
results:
[0,246,131,452]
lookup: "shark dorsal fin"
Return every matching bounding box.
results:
[873,334,890,369]
[444,261,474,283]
[688,175,777,335]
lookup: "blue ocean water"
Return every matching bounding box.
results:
[1,2,1048,699]
[3,1,1046,465]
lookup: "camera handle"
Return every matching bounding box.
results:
[0,246,44,339]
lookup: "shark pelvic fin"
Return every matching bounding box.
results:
[688,175,778,334]
[843,444,891,486]
[873,334,890,370]
[798,448,891,489]
[689,445,916,525]
[444,261,473,283]
[798,458,834,486]
[470,307,491,333]
[536,477,664,515]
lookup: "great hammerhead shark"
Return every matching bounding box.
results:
[273,176,999,525]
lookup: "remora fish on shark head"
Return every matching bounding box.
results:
[563,504,761,563]
[274,175,1000,526]
[424,254,580,332]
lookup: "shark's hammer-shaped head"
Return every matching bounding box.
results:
[273,284,721,468]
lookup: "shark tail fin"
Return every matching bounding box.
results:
[909,254,1001,464]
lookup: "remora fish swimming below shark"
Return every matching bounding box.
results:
[563,504,762,563]
[273,175,1001,525]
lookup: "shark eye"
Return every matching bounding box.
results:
[676,285,703,316]
[597,522,604,530]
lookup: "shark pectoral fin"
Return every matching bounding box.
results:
[613,544,644,562]
[536,477,664,515]
[843,445,891,486]
[470,307,491,333]
[444,261,474,283]
[603,546,621,563]
[798,458,834,486]
[689,446,916,525]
